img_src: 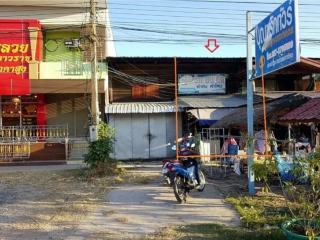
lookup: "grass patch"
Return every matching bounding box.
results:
[102,210,117,216]
[147,223,285,240]
[226,191,294,228]
[124,173,156,184]
[116,217,129,223]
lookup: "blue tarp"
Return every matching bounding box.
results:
[274,152,294,181]
[274,152,308,182]
[197,120,217,126]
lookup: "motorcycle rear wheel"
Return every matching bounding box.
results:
[173,175,187,203]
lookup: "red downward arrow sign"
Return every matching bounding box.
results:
[205,39,220,53]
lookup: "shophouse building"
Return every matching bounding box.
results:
[106,57,246,160]
[0,0,115,163]
[106,57,320,161]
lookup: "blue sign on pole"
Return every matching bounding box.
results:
[255,0,300,78]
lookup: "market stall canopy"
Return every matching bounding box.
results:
[188,108,236,126]
[279,97,320,123]
[213,93,311,128]
[105,102,181,114]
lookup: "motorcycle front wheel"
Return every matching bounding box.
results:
[173,175,187,203]
[196,170,206,192]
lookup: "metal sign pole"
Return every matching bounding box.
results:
[174,57,179,159]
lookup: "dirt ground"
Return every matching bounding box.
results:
[0,163,241,240]
[0,168,114,240]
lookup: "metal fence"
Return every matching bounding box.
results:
[199,128,307,178]
[0,125,68,142]
[0,142,30,160]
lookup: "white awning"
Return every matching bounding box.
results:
[106,102,181,114]
[188,108,236,120]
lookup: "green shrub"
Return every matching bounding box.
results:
[84,122,115,171]
[253,158,278,192]
[254,151,320,238]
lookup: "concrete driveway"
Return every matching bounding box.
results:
[67,163,240,239]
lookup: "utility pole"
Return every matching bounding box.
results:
[90,0,99,141]
[246,11,255,196]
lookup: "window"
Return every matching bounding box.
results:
[146,85,159,98]
[132,84,159,99]
[132,85,145,99]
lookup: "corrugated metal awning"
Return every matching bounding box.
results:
[179,94,263,108]
[106,102,181,114]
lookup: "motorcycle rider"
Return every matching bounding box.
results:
[179,133,201,186]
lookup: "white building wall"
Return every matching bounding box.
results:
[0,7,106,26]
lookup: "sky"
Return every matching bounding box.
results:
[108,0,320,58]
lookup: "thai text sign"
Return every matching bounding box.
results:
[178,74,226,94]
[255,0,300,78]
[0,19,41,95]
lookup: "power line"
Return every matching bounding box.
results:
[107,1,319,13]
[108,68,174,98]
[113,23,320,35]
[109,11,320,24]
[126,0,320,6]
[109,5,320,17]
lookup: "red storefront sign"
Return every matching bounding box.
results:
[0,19,42,95]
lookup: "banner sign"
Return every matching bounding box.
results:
[255,0,300,78]
[0,19,41,95]
[178,74,226,94]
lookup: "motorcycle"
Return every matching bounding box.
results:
[162,139,206,203]
[161,136,195,186]
[172,149,206,203]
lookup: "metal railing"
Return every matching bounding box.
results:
[0,125,68,142]
[67,138,89,160]
[0,142,30,160]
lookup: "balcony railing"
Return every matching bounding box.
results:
[62,60,84,76]
[0,125,68,142]
[40,61,107,79]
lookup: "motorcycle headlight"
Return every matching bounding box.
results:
[162,168,168,174]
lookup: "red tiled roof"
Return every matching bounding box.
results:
[279,97,320,123]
